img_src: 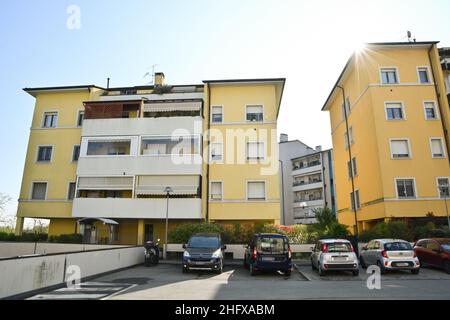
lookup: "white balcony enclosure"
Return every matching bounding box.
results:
[292,165,322,176]
[72,198,202,219]
[292,182,323,192]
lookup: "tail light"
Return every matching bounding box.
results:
[252,247,257,260]
[381,250,388,258]
[322,243,328,253]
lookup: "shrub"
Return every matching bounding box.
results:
[168,223,230,244]
[48,233,82,244]
[0,232,48,242]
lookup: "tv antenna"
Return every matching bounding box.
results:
[407,31,416,43]
[143,64,157,84]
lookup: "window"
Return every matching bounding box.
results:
[418,67,430,84]
[141,136,199,155]
[350,190,360,210]
[211,106,223,123]
[424,102,438,120]
[31,182,47,200]
[385,103,404,120]
[390,139,411,158]
[396,179,416,198]
[430,138,445,158]
[437,178,450,198]
[246,105,263,122]
[247,181,266,200]
[380,68,398,84]
[210,142,223,162]
[347,157,357,178]
[37,146,53,162]
[42,112,58,128]
[72,145,80,161]
[344,127,354,148]
[77,111,84,127]
[342,97,351,119]
[87,140,131,156]
[210,181,223,200]
[246,142,265,160]
[67,182,76,200]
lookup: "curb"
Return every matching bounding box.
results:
[294,263,312,281]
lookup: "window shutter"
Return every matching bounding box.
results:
[248,182,265,200]
[212,106,222,114]
[431,139,444,156]
[246,105,262,113]
[32,183,47,200]
[391,140,409,156]
[211,182,222,199]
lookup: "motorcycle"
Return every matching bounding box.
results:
[144,238,160,267]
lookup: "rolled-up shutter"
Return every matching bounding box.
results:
[391,140,409,157]
[78,177,133,190]
[143,102,201,112]
[136,175,199,195]
[247,182,265,200]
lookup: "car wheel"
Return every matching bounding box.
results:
[377,261,386,275]
[445,261,450,275]
[285,269,291,277]
[182,266,189,274]
[411,269,420,275]
[352,269,359,276]
[311,259,317,270]
[250,264,257,276]
[419,259,427,268]
[318,265,325,277]
[243,257,249,270]
[360,256,367,269]
[216,261,223,274]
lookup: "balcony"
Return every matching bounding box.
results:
[292,181,323,192]
[77,155,202,176]
[292,162,322,176]
[72,198,202,219]
[293,198,324,208]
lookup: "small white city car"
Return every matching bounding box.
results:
[311,239,359,276]
[359,239,420,274]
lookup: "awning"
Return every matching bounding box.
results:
[143,101,201,113]
[78,218,119,225]
[78,177,133,190]
[135,185,199,195]
[135,175,200,195]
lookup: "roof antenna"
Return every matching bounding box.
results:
[407,31,412,42]
[143,64,157,85]
[107,77,110,89]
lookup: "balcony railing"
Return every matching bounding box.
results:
[293,180,322,187]
[293,160,321,171]
[294,197,323,203]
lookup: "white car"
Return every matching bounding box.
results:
[311,239,359,276]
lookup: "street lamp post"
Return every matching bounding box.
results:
[439,184,450,230]
[163,186,173,260]
[300,202,308,222]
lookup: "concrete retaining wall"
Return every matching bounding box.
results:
[0,246,143,299]
[0,242,126,259]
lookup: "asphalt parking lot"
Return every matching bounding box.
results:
[29,262,450,300]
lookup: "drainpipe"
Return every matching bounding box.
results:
[336,85,359,240]
[428,45,450,164]
[279,160,286,225]
[205,83,211,222]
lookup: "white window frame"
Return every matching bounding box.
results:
[436,177,450,198]
[42,111,59,128]
[246,180,267,201]
[209,181,223,201]
[30,181,48,200]
[210,105,224,124]
[394,177,417,199]
[417,66,432,84]
[246,141,266,161]
[209,142,224,163]
[67,181,76,201]
[429,137,446,158]
[384,101,406,121]
[76,109,85,127]
[245,104,264,123]
[379,67,400,85]
[423,101,439,120]
[139,134,201,157]
[36,145,54,163]
[82,136,137,158]
[389,138,412,159]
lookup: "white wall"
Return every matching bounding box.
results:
[72,198,202,219]
[0,246,143,299]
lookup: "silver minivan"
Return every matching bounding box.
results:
[311,239,359,276]
[359,239,420,274]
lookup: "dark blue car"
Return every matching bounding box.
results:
[243,233,292,276]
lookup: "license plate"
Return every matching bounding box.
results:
[194,261,208,265]
[333,256,347,261]
[397,263,408,267]
[262,257,275,261]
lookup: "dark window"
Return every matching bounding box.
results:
[77,111,84,127]
[72,145,80,161]
[67,182,76,200]
[386,107,403,120]
[31,182,47,200]
[396,179,415,198]
[37,146,53,162]
[418,68,430,83]
[246,105,263,122]
[381,69,398,84]
[384,242,412,251]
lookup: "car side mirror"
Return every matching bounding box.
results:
[182,244,186,249]
[222,245,227,250]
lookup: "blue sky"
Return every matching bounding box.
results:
[1,0,450,220]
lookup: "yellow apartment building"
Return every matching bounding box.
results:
[15,74,285,245]
[322,42,450,233]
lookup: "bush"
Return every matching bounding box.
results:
[48,234,82,244]
[0,232,48,242]
[168,223,231,244]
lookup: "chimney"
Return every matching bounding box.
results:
[280,133,288,143]
[315,145,322,151]
[154,72,165,86]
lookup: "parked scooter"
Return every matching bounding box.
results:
[144,238,160,267]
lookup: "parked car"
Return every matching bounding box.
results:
[182,233,226,274]
[310,239,359,276]
[359,239,420,274]
[414,238,450,274]
[244,233,292,276]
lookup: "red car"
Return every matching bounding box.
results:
[414,238,450,274]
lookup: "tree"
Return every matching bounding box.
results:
[313,207,337,229]
[0,193,15,233]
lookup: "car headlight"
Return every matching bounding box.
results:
[212,249,221,258]
[183,251,190,258]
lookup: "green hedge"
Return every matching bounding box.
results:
[48,234,83,244]
[0,232,48,242]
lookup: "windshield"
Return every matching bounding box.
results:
[188,236,219,249]
[440,243,450,252]
[326,242,352,253]
[384,242,412,251]
[256,237,287,253]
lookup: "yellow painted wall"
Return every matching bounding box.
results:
[48,218,77,236]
